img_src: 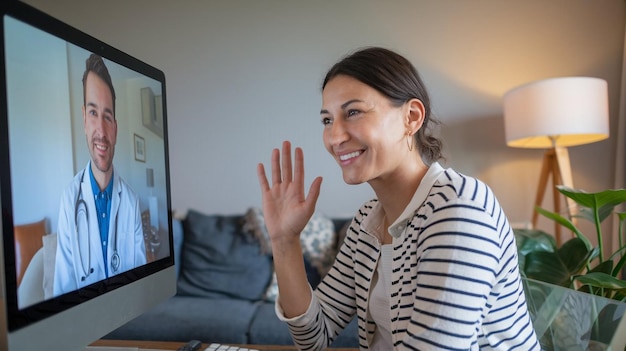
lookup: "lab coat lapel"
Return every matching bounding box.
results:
[108,171,121,274]
[82,169,106,278]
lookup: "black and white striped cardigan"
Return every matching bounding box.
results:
[277,163,540,351]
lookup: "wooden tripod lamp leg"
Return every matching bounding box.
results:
[530,146,576,246]
[551,152,563,244]
[532,149,554,229]
[554,146,577,222]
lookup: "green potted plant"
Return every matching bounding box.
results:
[515,186,626,350]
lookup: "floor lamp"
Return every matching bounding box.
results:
[503,77,609,245]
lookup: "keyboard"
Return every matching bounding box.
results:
[204,344,259,351]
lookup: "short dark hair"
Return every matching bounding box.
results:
[82,54,116,118]
[322,47,443,164]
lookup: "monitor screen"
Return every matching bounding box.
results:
[0,1,175,350]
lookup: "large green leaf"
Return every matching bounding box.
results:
[535,206,591,250]
[557,186,626,223]
[558,238,598,275]
[524,251,572,286]
[514,229,556,277]
[612,251,626,277]
[589,259,613,274]
[576,206,614,224]
[574,272,626,294]
[514,228,556,255]
[524,238,593,287]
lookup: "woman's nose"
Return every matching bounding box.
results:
[326,119,349,146]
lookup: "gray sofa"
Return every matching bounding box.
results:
[104,209,359,347]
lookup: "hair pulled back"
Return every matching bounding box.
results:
[322,47,443,164]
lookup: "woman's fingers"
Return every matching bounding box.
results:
[261,141,319,204]
[306,176,323,208]
[270,141,295,186]
[271,147,282,186]
[257,163,270,192]
[281,141,293,184]
[293,146,308,195]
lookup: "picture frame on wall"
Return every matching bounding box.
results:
[134,133,146,162]
[141,87,164,138]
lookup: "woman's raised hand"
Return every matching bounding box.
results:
[257,141,323,245]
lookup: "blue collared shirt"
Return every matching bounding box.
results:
[89,167,114,277]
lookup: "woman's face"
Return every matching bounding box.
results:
[321,75,410,185]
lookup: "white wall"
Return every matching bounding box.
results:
[5,16,74,229]
[22,0,625,234]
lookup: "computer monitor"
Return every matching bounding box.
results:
[0,1,176,350]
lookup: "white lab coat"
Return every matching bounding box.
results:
[53,162,146,297]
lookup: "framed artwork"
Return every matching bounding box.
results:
[134,133,145,162]
[141,87,164,138]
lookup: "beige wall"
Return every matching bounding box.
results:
[23,0,625,243]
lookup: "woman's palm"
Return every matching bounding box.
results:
[257,141,322,242]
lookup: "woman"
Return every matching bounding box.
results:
[257,47,539,350]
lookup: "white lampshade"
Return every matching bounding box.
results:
[503,77,609,148]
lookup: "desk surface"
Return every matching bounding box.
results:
[90,339,358,351]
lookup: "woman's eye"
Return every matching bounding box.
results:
[321,117,332,125]
[347,109,361,117]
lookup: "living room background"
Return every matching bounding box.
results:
[22,0,626,249]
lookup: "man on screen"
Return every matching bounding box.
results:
[53,54,146,297]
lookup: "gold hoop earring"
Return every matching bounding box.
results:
[406,132,413,152]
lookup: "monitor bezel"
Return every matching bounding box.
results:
[0,0,174,336]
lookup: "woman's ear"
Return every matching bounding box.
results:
[405,98,425,134]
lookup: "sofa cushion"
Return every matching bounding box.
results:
[177,210,272,301]
[105,296,258,344]
[243,207,336,301]
[263,255,321,303]
[247,302,294,345]
[300,212,337,277]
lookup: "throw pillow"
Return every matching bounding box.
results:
[177,209,273,301]
[262,254,322,302]
[171,218,184,279]
[243,207,336,301]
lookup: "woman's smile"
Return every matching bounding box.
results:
[339,150,363,162]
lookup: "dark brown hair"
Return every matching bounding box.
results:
[82,53,116,118]
[322,47,443,164]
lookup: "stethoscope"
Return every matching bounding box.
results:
[75,169,120,281]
